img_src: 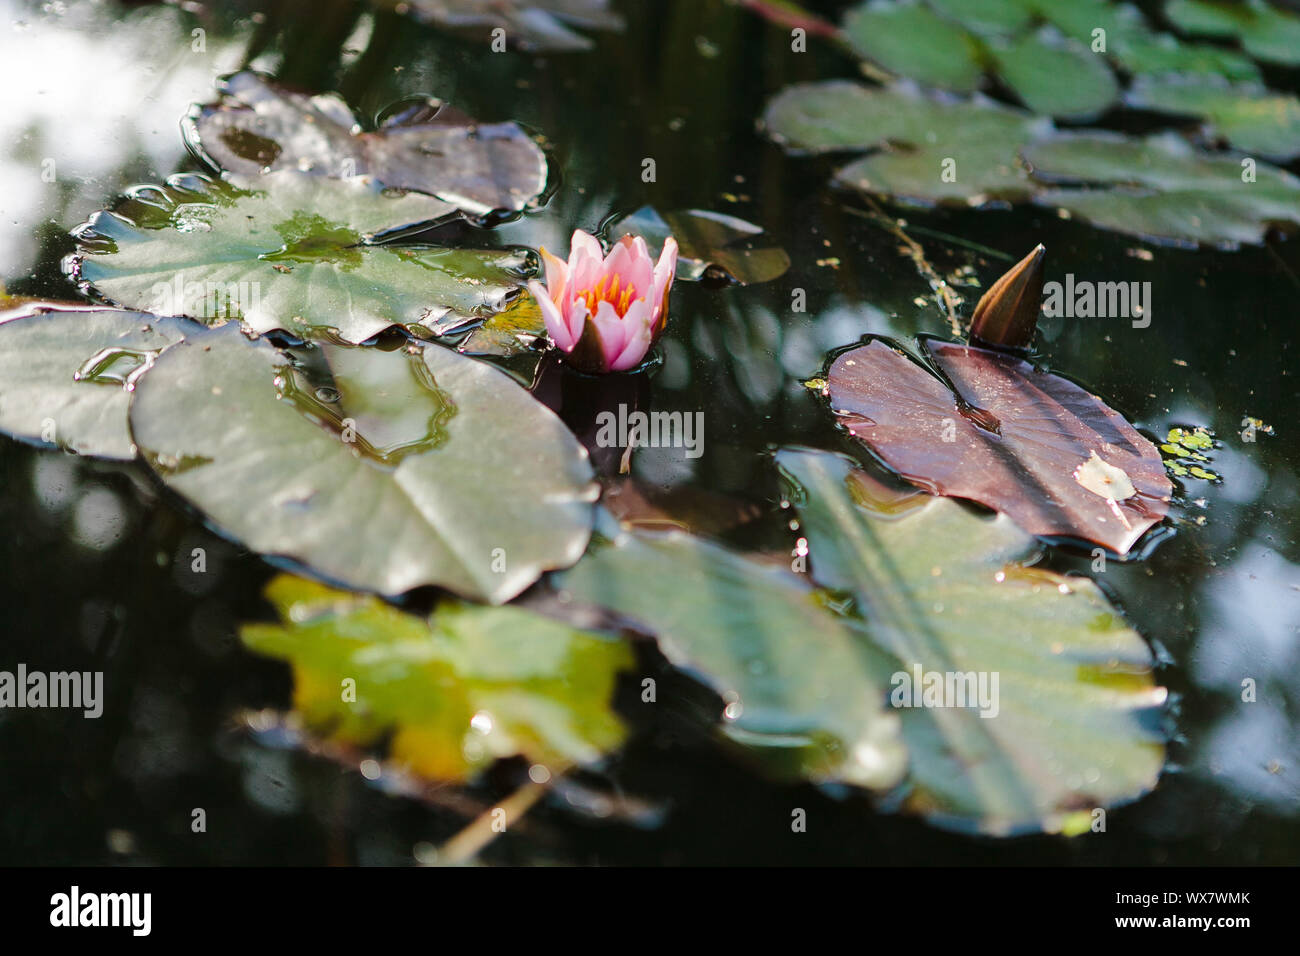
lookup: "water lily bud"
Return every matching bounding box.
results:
[528,228,678,373]
[969,243,1045,351]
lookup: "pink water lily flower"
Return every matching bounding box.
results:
[529,229,678,373]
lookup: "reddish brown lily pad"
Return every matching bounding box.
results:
[827,339,1171,555]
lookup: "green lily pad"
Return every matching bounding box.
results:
[1027,131,1300,247]
[0,305,190,460]
[1126,75,1300,161]
[930,0,1262,81]
[1117,34,1261,80]
[989,28,1119,120]
[842,1,984,93]
[65,171,531,343]
[825,0,1263,105]
[763,81,1045,204]
[185,71,548,217]
[841,1,1120,116]
[776,448,1167,835]
[556,513,908,790]
[379,0,625,52]
[129,324,595,603]
[1166,0,1300,66]
[765,82,1300,246]
[1026,0,1152,48]
[1034,0,1260,81]
[925,0,1034,36]
[606,206,791,284]
[241,574,632,783]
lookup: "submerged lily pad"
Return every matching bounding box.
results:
[826,337,1172,555]
[241,574,632,782]
[1026,131,1300,247]
[0,305,190,460]
[185,71,548,217]
[606,206,790,284]
[556,513,908,790]
[1126,75,1300,162]
[1166,0,1300,66]
[381,0,625,51]
[600,478,762,536]
[65,171,531,343]
[456,292,546,356]
[129,325,595,602]
[776,448,1167,835]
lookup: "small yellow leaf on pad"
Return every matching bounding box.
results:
[1073,450,1136,501]
[1074,450,1136,531]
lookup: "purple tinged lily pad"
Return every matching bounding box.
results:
[184,71,548,217]
[827,338,1172,555]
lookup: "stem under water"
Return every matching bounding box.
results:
[433,780,550,865]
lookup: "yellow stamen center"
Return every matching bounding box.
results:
[580,272,638,317]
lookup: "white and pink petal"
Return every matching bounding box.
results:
[609,299,654,370]
[529,280,575,351]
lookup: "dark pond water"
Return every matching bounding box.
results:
[0,0,1296,864]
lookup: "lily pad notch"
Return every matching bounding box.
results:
[824,246,1172,555]
[128,324,597,603]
